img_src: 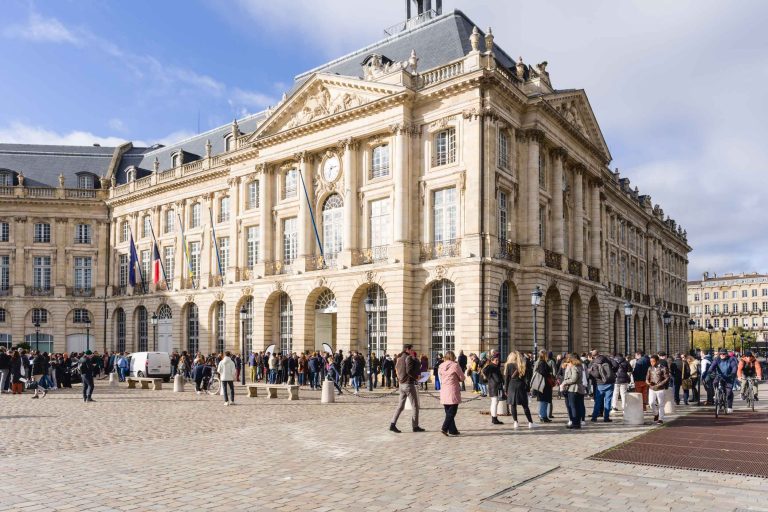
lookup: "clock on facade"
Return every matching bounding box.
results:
[323,155,340,182]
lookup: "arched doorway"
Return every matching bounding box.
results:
[567,292,582,354]
[314,289,337,352]
[498,282,510,359]
[186,303,199,354]
[367,284,387,357]
[136,306,148,352]
[430,279,455,364]
[322,194,343,264]
[157,304,173,353]
[588,296,600,353]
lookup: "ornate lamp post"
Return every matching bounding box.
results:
[84,314,91,352]
[364,296,374,392]
[720,327,727,352]
[624,302,634,356]
[688,319,696,356]
[34,320,40,352]
[531,286,543,356]
[706,322,714,356]
[740,334,745,354]
[662,310,671,355]
[151,313,158,351]
[239,306,248,386]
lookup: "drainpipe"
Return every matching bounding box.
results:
[479,86,486,353]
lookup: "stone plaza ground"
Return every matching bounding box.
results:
[1,381,766,512]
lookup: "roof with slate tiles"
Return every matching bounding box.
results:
[0,143,117,188]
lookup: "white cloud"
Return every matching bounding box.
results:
[230,88,275,108]
[3,12,80,44]
[108,118,125,132]
[0,121,143,147]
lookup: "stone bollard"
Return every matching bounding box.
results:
[663,388,675,415]
[109,372,117,387]
[173,374,184,392]
[321,380,335,403]
[497,399,508,416]
[623,392,644,425]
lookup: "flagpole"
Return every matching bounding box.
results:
[148,222,171,292]
[298,169,323,259]
[208,206,225,279]
[177,211,197,289]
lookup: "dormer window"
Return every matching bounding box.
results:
[126,167,136,183]
[78,174,95,189]
[0,171,13,187]
[172,152,183,168]
[225,135,234,152]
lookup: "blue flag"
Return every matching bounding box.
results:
[129,234,138,287]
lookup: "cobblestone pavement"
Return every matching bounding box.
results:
[1,382,765,511]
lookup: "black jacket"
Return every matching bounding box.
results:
[0,352,10,370]
[482,362,503,396]
[614,357,631,384]
[589,355,618,384]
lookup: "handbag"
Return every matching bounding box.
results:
[530,372,546,393]
[681,378,692,390]
[545,374,556,388]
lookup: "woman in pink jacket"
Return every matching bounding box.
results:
[438,351,465,436]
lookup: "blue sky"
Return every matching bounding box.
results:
[2,0,768,279]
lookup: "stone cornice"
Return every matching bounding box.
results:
[106,167,230,208]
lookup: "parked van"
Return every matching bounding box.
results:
[129,352,172,382]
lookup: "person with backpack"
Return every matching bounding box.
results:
[610,353,631,412]
[588,350,618,422]
[79,350,95,403]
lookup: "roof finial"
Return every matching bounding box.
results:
[58,173,65,188]
[515,56,526,79]
[469,26,480,52]
[231,118,240,138]
[408,49,419,73]
[153,157,160,172]
[485,27,494,53]
[205,139,212,158]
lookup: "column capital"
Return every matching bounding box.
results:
[550,147,568,160]
[524,128,545,144]
[294,151,308,163]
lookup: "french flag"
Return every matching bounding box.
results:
[152,243,162,284]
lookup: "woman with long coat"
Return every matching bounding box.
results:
[534,351,554,422]
[504,351,535,429]
[482,353,504,425]
[438,351,465,436]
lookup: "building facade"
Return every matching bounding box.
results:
[688,272,768,339]
[0,8,691,359]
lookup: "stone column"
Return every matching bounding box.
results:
[551,148,565,255]
[258,165,273,264]
[297,153,313,270]
[341,140,358,267]
[526,130,542,246]
[573,166,584,262]
[591,180,602,269]
[175,201,186,288]
[228,177,240,282]
[393,125,408,243]
[13,218,26,295]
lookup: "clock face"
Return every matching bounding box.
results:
[323,155,340,182]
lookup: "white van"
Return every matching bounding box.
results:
[129,352,172,381]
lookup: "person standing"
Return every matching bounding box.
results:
[389,345,424,433]
[504,351,535,429]
[30,351,47,399]
[438,351,464,436]
[482,353,504,425]
[646,355,670,424]
[0,347,11,393]
[79,350,95,403]
[217,351,236,405]
[588,350,617,423]
[533,351,554,422]
[382,353,394,388]
[611,353,631,412]
[326,355,343,395]
[561,354,586,429]
[632,351,650,411]
[249,352,257,383]
[458,350,468,391]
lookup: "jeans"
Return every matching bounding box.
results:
[391,383,419,428]
[683,378,700,404]
[441,404,459,434]
[373,372,379,388]
[478,381,487,396]
[565,392,582,428]
[119,367,128,381]
[471,372,479,391]
[268,369,276,384]
[718,380,734,408]
[0,369,8,392]
[82,375,94,400]
[673,381,682,404]
[592,383,614,420]
[352,375,360,393]
[222,380,235,402]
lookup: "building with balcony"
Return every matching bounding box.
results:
[688,272,768,339]
[0,6,691,358]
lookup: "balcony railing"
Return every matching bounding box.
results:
[633,290,641,303]
[0,288,10,296]
[27,187,55,198]
[69,287,94,297]
[306,254,339,271]
[181,277,198,290]
[419,58,464,88]
[114,285,128,296]
[642,293,650,305]
[588,266,600,283]
[0,186,13,196]
[64,188,97,199]
[266,260,293,276]
[496,239,521,263]
[544,250,562,270]
[237,267,253,282]
[353,246,389,265]
[568,259,583,277]
[420,240,461,262]
[26,286,52,296]
[613,284,623,298]
[208,275,224,288]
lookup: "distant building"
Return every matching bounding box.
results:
[688,272,768,339]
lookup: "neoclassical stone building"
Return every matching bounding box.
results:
[0,7,691,359]
[689,272,768,339]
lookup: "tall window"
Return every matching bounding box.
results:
[283,217,297,264]
[0,222,8,242]
[432,188,457,243]
[142,215,151,239]
[187,303,199,353]
[140,250,151,283]
[322,194,343,260]
[434,128,456,166]
[0,309,6,323]
[0,255,9,291]
[284,169,298,198]
[73,309,90,323]
[498,129,509,169]
[498,282,510,360]
[370,198,391,249]
[190,203,201,228]
[247,226,260,268]
[32,308,48,324]
[368,284,388,356]
[538,206,546,246]
[163,247,174,281]
[121,221,129,243]
[431,279,455,363]
[538,152,546,189]
[189,242,201,277]
[165,209,175,234]
[371,144,390,178]
[119,254,128,287]
[219,196,230,223]
[116,308,126,352]
[498,191,508,242]
[279,293,293,353]
[216,302,226,353]
[247,181,259,209]
[34,223,51,243]
[217,237,230,270]
[33,256,51,290]
[75,224,92,244]
[74,257,92,290]
[242,296,253,353]
[137,307,148,352]
[78,174,94,189]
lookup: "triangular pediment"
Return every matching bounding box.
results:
[248,74,407,140]
[543,90,612,163]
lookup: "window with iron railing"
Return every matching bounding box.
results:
[371,144,390,178]
[75,224,92,244]
[433,128,456,167]
[34,223,51,243]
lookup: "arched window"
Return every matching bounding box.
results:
[158,304,172,319]
[430,280,455,363]
[368,284,387,357]
[187,303,199,353]
[322,194,343,261]
[137,306,148,352]
[215,302,226,353]
[242,297,253,353]
[116,308,126,353]
[498,282,510,359]
[25,333,53,353]
[279,293,293,354]
[315,289,337,313]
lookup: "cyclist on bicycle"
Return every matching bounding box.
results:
[704,348,738,413]
[737,351,763,400]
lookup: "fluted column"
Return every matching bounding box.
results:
[297,153,314,265]
[258,165,273,263]
[393,125,408,243]
[228,177,240,279]
[590,180,602,269]
[573,166,584,262]
[551,148,565,254]
[526,130,542,246]
[342,139,358,252]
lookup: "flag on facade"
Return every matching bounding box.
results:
[129,234,139,287]
[152,242,162,284]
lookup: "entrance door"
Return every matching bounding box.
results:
[315,290,337,352]
[157,304,174,353]
[66,333,93,353]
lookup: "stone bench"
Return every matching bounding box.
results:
[246,384,259,398]
[126,377,163,390]
[265,384,299,400]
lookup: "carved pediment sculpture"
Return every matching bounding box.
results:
[284,84,371,130]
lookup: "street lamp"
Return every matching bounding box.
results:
[706,322,714,356]
[531,286,543,357]
[151,313,158,352]
[662,310,671,355]
[239,306,249,386]
[740,334,745,354]
[364,296,375,392]
[85,313,91,352]
[720,327,727,351]
[624,302,634,356]
[34,320,40,352]
[688,319,695,356]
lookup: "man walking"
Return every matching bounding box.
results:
[646,355,670,424]
[389,344,425,433]
[588,350,618,423]
[217,351,236,405]
[79,350,95,403]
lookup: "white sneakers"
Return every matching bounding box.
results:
[727,408,733,414]
[567,421,572,427]
[196,391,201,395]
[528,422,537,429]
[513,421,519,429]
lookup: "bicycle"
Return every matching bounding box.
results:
[714,379,728,418]
[742,377,758,412]
[206,370,221,395]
